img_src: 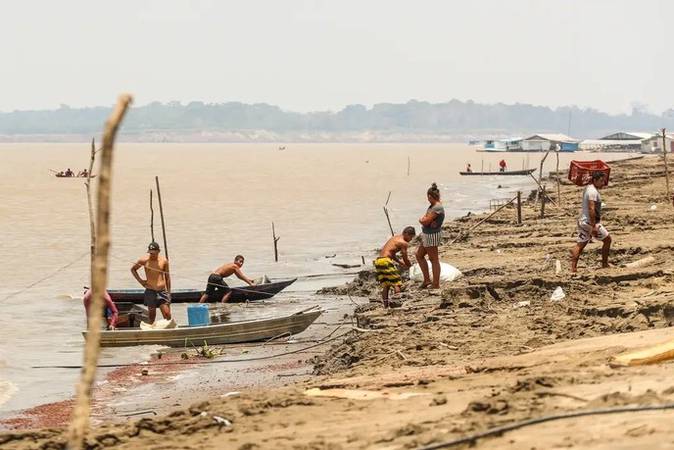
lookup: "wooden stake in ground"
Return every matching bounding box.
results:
[662,128,671,199]
[536,149,551,202]
[528,173,558,207]
[272,222,280,262]
[67,94,132,450]
[383,191,394,236]
[149,189,155,242]
[85,138,97,273]
[540,185,546,219]
[516,191,522,224]
[555,149,562,207]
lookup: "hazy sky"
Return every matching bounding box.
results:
[1,0,671,114]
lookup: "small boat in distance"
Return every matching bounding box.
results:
[108,278,297,304]
[83,309,322,347]
[55,173,96,178]
[459,168,536,176]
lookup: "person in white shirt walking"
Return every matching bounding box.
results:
[570,171,612,272]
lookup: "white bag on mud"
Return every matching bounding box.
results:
[550,286,566,302]
[410,262,463,282]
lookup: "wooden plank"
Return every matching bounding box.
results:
[610,338,674,367]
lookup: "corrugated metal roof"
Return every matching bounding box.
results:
[600,132,653,140]
[523,133,579,143]
[642,133,674,141]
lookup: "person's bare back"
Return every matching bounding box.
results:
[213,262,239,278]
[380,235,411,267]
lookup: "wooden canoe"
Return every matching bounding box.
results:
[459,168,536,176]
[82,309,321,347]
[55,174,97,178]
[108,278,297,304]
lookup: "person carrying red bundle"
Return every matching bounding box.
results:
[570,171,612,273]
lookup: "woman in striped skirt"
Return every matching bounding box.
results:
[416,182,445,289]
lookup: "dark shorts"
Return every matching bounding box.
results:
[203,273,230,302]
[144,289,170,308]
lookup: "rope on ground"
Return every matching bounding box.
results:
[0,250,89,302]
[32,329,357,370]
[417,403,674,450]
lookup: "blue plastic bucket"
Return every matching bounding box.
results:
[187,304,210,327]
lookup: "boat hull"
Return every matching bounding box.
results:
[459,169,536,176]
[83,310,322,347]
[108,278,297,304]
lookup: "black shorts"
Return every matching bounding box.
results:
[204,273,230,302]
[144,289,170,308]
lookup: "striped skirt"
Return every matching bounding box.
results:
[373,257,402,287]
[421,231,442,248]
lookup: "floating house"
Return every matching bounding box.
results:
[641,133,674,154]
[580,132,652,151]
[479,137,522,152]
[521,133,579,152]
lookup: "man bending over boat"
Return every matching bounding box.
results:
[199,255,256,303]
[131,242,172,323]
[374,226,415,308]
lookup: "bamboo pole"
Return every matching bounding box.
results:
[449,194,518,244]
[85,138,96,274]
[67,94,132,450]
[154,177,169,260]
[272,222,280,262]
[662,128,671,199]
[149,189,155,242]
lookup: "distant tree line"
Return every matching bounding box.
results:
[1,99,673,138]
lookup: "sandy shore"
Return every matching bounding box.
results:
[5,155,674,449]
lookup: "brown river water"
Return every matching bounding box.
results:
[0,143,636,418]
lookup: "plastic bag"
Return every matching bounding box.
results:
[409,262,463,282]
[550,286,566,302]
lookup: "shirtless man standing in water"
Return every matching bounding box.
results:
[131,242,172,323]
[199,255,255,303]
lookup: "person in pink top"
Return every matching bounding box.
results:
[83,288,119,330]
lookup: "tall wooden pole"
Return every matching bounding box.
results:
[85,138,97,277]
[383,191,394,236]
[662,128,671,199]
[150,189,155,242]
[68,94,132,450]
[555,149,562,207]
[272,222,280,262]
[154,176,169,260]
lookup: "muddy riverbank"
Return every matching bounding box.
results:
[5,155,674,449]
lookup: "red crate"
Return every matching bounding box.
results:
[568,160,611,187]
